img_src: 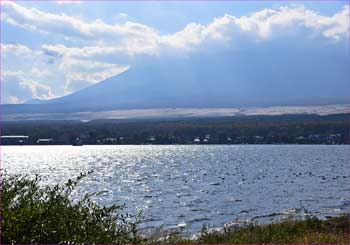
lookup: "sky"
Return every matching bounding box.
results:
[1,0,349,104]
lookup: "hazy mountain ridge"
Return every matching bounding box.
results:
[2,47,350,117]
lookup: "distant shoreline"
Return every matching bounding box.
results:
[1,113,349,145]
[1,143,350,146]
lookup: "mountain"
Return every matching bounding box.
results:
[2,47,350,116]
[24,98,46,104]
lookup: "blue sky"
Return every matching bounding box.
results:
[1,1,349,104]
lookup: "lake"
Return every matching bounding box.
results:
[2,145,350,233]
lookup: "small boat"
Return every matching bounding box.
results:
[72,137,83,146]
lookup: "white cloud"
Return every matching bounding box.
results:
[161,5,349,50]
[160,23,206,50]
[1,43,33,56]
[1,42,129,102]
[7,95,22,104]
[39,45,130,93]
[31,67,52,78]
[322,5,350,40]
[63,67,128,94]
[119,13,128,18]
[2,71,55,103]
[55,1,82,4]
[58,58,129,94]
[20,79,55,100]
[3,2,349,55]
[41,43,157,58]
[2,1,159,55]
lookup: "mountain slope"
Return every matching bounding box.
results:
[2,48,350,115]
[48,50,350,109]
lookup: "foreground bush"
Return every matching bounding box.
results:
[1,172,141,244]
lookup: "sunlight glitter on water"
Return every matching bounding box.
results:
[2,145,350,232]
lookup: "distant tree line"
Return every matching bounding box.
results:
[1,113,349,145]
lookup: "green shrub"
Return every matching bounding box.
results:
[1,172,142,244]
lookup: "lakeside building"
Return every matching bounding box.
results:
[36,139,54,145]
[102,137,118,144]
[1,135,29,145]
[193,137,201,143]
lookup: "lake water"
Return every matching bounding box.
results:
[2,145,350,233]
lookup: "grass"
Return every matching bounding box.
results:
[196,215,350,244]
[147,215,350,244]
[1,173,349,244]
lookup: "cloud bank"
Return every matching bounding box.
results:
[1,2,349,103]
